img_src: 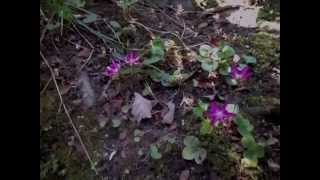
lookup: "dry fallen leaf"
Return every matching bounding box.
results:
[131,92,152,123]
[162,101,175,124]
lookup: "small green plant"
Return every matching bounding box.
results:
[235,115,264,168]
[150,144,162,160]
[182,136,207,164]
[143,37,165,65]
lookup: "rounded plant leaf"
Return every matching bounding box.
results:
[235,116,254,136]
[150,145,162,159]
[200,120,213,135]
[182,147,196,160]
[194,148,207,164]
[243,55,257,64]
[183,136,200,147]
[199,45,213,57]
[241,135,256,148]
[201,61,218,72]
[221,45,235,59]
[197,55,211,63]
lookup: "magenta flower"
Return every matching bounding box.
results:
[125,52,140,65]
[104,61,121,78]
[208,102,236,126]
[231,65,252,81]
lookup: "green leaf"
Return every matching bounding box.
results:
[199,45,213,57]
[235,116,254,136]
[182,147,196,160]
[194,148,207,164]
[218,65,231,76]
[183,136,200,147]
[82,13,98,24]
[199,100,209,111]
[243,55,257,64]
[220,45,235,59]
[193,107,204,120]
[200,120,213,135]
[201,61,218,72]
[241,134,255,146]
[150,145,162,159]
[196,55,211,63]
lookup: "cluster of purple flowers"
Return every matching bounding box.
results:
[230,64,252,81]
[207,102,236,127]
[104,52,140,78]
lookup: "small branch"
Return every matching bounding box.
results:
[79,49,94,71]
[72,23,94,49]
[40,51,98,175]
[40,77,53,95]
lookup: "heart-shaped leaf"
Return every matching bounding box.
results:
[199,45,213,57]
[183,136,200,147]
[194,148,207,164]
[182,147,196,160]
[150,145,162,159]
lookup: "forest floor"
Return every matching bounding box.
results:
[40,0,280,179]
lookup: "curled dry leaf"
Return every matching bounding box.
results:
[131,92,152,123]
[162,101,176,124]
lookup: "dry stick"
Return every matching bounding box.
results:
[72,23,94,49]
[79,49,94,71]
[40,14,54,44]
[40,77,53,95]
[40,51,98,175]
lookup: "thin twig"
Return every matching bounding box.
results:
[40,14,54,44]
[72,23,94,49]
[104,20,125,48]
[40,77,53,95]
[40,7,48,21]
[40,51,98,175]
[79,49,94,71]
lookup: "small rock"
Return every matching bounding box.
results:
[179,170,190,180]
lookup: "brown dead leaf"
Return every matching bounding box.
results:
[131,92,152,123]
[161,101,175,124]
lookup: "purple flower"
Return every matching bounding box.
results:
[104,61,121,78]
[231,65,252,81]
[125,52,140,65]
[208,102,235,126]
